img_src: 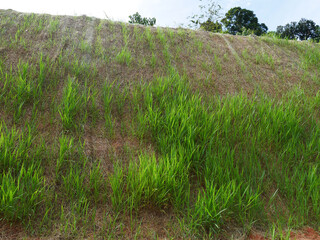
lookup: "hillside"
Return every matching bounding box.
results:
[0,9,320,239]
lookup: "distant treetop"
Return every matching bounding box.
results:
[188,1,268,35]
[221,7,268,36]
[188,0,223,32]
[129,12,156,26]
[277,18,320,41]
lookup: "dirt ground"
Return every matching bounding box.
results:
[248,227,320,240]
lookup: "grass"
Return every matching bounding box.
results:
[55,135,75,178]
[116,47,132,66]
[102,80,115,136]
[69,57,97,79]
[115,23,133,66]
[1,163,45,221]
[157,27,167,46]
[150,52,157,68]
[242,48,250,59]
[95,35,105,58]
[300,46,320,70]
[79,39,91,53]
[214,53,222,73]
[194,37,203,53]
[113,83,129,115]
[1,9,320,239]
[58,77,89,130]
[255,52,275,69]
[124,69,319,235]
[145,27,155,50]
[0,121,46,224]
[48,18,59,39]
[0,55,47,121]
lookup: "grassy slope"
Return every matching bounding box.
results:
[0,9,320,239]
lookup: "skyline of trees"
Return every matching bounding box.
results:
[128,0,319,42]
[277,18,320,41]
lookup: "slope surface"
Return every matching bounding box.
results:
[0,9,320,239]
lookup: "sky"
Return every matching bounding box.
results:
[2,0,320,31]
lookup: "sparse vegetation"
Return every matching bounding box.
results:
[116,47,132,66]
[0,9,320,240]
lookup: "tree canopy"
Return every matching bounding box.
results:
[200,20,222,32]
[128,12,156,26]
[276,22,297,40]
[296,19,319,40]
[221,7,268,36]
[187,1,320,41]
[276,18,320,41]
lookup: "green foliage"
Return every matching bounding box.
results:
[144,27,155,50]
[0,164,45,221]
[0,123,33,173]
[150,52,157,68]
[192,180,261,233]
[116,47,132,66]
[300,45,320,70]
[255,52,275,69]
[48,18,59,39]
[109,162,125,212]
[314,26,320,42]
[0,122,46,224]
[214,54,222,72]
[125,69,320,234]
[58,77,89,130]
[55,135,75,178]
[0,56,47,121]
[276,22,298,40]
[222,7,268,36]
[200,19,222,32]
[89,162,105,202]
[296,19,319,40]
[102,81,115,136]
[277,18,320,41]
[79,39,91,53]
[125,151,190,212]
[189,0,222,30]
[131,70,266,229]
[128,12,156,26]
[62,166,87,200]
[1,10,320,238]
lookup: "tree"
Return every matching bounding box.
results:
[128,12,156,26]
[276,19,320,41]
[257,23,268,36]
[221,7,268,36]
[314,26,320,42]
[188,0,223,32]
[200,19,222,32]
[276,22,297,40]
[296,19,318,40]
